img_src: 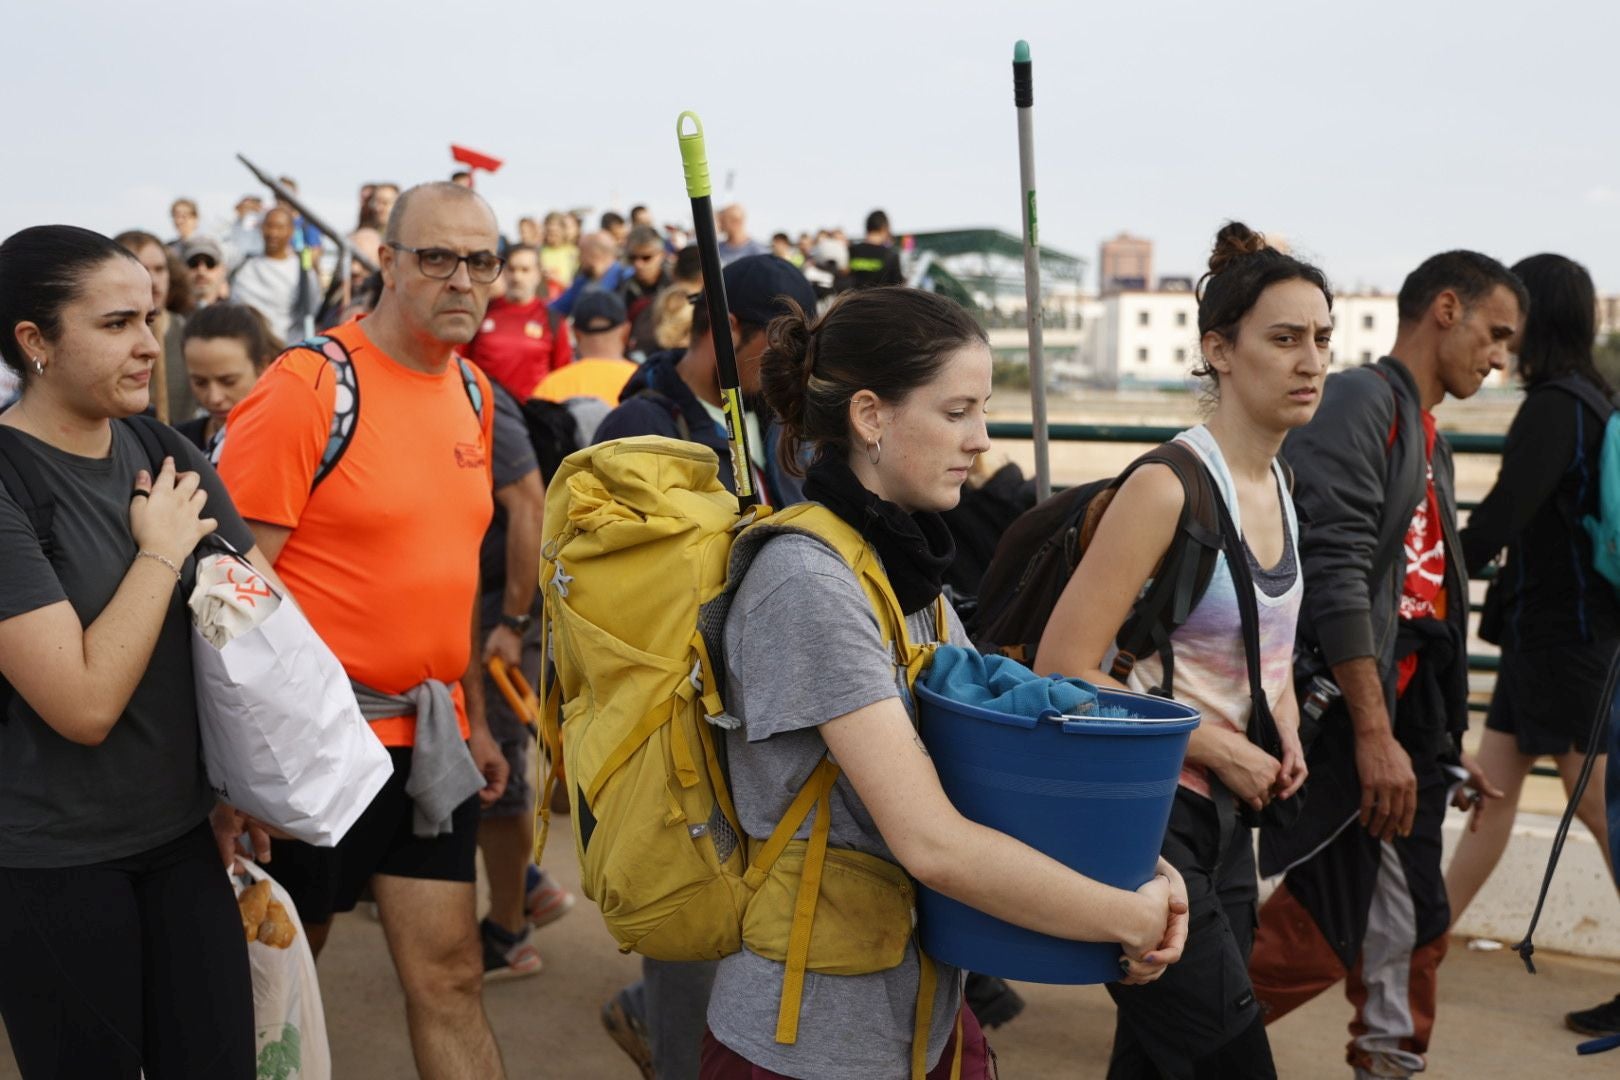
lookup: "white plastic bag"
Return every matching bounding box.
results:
[190,546,391,845]
[234,859,331,1080]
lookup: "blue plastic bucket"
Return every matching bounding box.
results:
[914,681,1198,984]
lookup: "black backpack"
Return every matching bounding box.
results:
[518,387,691,484]
[972,441,1224,697]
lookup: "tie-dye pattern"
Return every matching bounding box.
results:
[1119,425,1303,798]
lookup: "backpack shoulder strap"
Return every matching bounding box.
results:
[288,334,360,491]
[1107,440,1223,696]
[738,503,935,680]
[120,413,194,473]
[1543,374,1617,420]
[0,426,58,561]
[456,355,488,423]
[1206,473,1281,758]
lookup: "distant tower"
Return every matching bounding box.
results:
[1099,232,1153,294]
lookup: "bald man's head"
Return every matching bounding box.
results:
[383,181,498,247]
[579,231,619,279]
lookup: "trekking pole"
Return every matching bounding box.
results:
[1513,642,1620,973]
[1013,40,1052,502]
[677,112,758,508]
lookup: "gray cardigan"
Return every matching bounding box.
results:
[1283,356,1469,717]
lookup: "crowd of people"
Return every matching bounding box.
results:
[0,173,1616,1080]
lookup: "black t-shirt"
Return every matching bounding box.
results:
[846,241,903,290]
[0,422,254,868]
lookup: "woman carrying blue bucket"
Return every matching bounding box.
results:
[1038,223,1329,1078]
[699,286,1190,1080]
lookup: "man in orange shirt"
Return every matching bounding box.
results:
[217,181,511,1079]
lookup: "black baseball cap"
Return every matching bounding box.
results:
[572,289,628,333]
[721,255,818,326]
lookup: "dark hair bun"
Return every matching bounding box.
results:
[1206,221,1268,277]
[759,299,814,436]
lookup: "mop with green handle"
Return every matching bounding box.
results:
[677,111,759,508]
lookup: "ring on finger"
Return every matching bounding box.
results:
[130,489,149,500]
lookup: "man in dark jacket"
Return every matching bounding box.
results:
[1251,251,1526,1079]
[596,254,816,507]
[594,254,817,1080]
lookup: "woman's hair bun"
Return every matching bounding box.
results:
[759,298,815,434]
[1206,221,1268,278]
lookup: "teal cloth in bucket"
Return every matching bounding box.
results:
[922,645,1139,720]
[914,645,1198,984]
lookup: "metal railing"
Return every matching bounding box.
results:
[985,421,1541,768]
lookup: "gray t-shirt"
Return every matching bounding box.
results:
[478,384,541,631]
[0,421,254,867]
[708,532,967,1080]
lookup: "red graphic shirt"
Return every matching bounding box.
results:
[1396,410,1446,696]
[463,295,574,400]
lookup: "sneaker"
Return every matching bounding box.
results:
[481,918,544,982]
[600,990,653,1079]
[526,865,577,928]
[1567,993,1620,1036]
[964,971,1025,1029]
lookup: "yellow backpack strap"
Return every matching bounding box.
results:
[744,757,839,889]
[692,631,741,835]
[533,612,565,865]
[584,691,698,807]
[773,767,835,1046]
[739,756,839,1044]
[950,1006,964,1080]
[766,504,930,671]
[910,952,965,1080]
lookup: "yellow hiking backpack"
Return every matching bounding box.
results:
[534,435,960,1078]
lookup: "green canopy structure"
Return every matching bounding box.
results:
[905,228,1084,318]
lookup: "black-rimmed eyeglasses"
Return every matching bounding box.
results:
[388,243,505,284]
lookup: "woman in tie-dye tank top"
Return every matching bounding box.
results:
[1036,222,1333,1080]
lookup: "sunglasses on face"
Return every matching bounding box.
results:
[187,255,219,270]
[631,251,662,264]
[388,243,505,283]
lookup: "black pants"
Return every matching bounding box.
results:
[0,822,255,1079]
[1108,787,1277,1080]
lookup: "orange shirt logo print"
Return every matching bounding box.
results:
[454,441,487,469]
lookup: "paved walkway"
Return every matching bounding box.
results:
[3,841,1615,1078]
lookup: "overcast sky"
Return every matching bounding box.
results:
[6,0,1616,293]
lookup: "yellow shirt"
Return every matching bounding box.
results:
[533,357,638,406]
[539,245,579,288]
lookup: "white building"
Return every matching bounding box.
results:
[1099,290,1201,386]
[1085,290,1403,388]
[1331,294,1399,367]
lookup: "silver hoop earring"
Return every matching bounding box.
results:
[866,439,882,466]
[31,358,44,376]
